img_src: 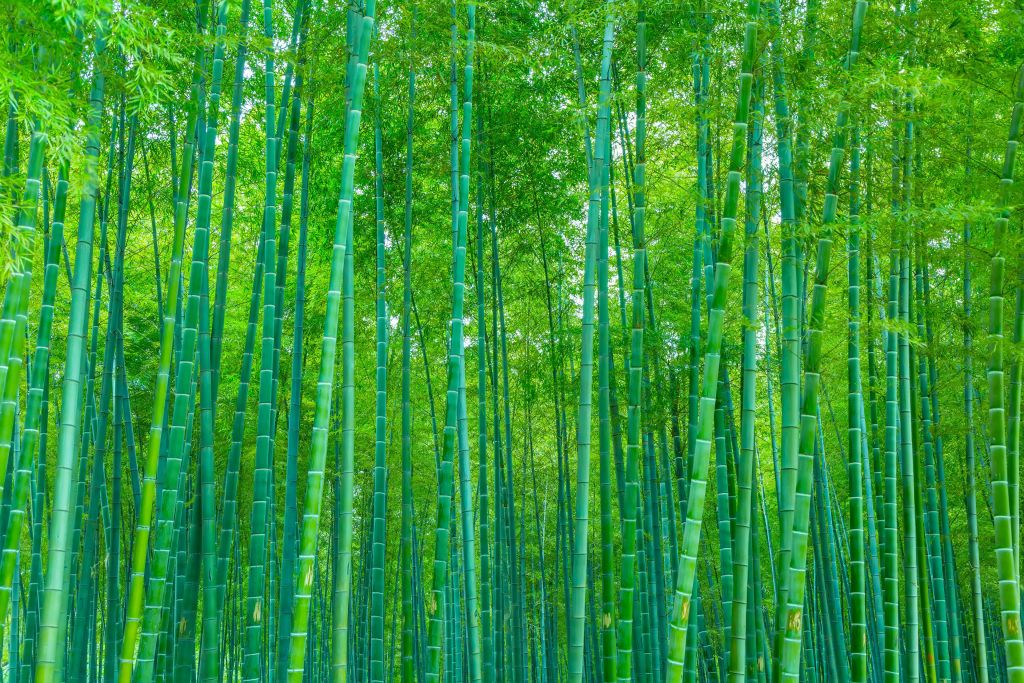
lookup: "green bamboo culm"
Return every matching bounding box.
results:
[400,9,417,683]
[423,5,478,682]
[476,63,495,683]
[611,5,654,681]
[0,120,45,539]
[286,4,376,683]
[368,62,389,683]
[212,0,254,618]
[35,10,109,681]
[242,0,285,676]
[596,54,617,683]
[963,100,990,683]
[330,8,365,683]
[103,111,137,683]
[898,84,921,683]
[776,2,867,679]
[663,0,759,675]
[882,244,900,683]
[0,153,62,632]
[194,4,231,680]
[0,113,46,624]
[916,240,953,683]
[0,73,54,683]
[986,63,1024,683]
[274,14,309,679]
[728,68,763,683]
[765,0,801,637]
[0,110,49,440]
[567,2,615,681]
[20,160,62,681]
[846,126,868,683]
[117,7,206,678]
[210,0,253,406]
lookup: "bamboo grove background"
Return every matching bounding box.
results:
[1,0,1024,682]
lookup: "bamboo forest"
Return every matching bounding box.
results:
[7,0,1024,681]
